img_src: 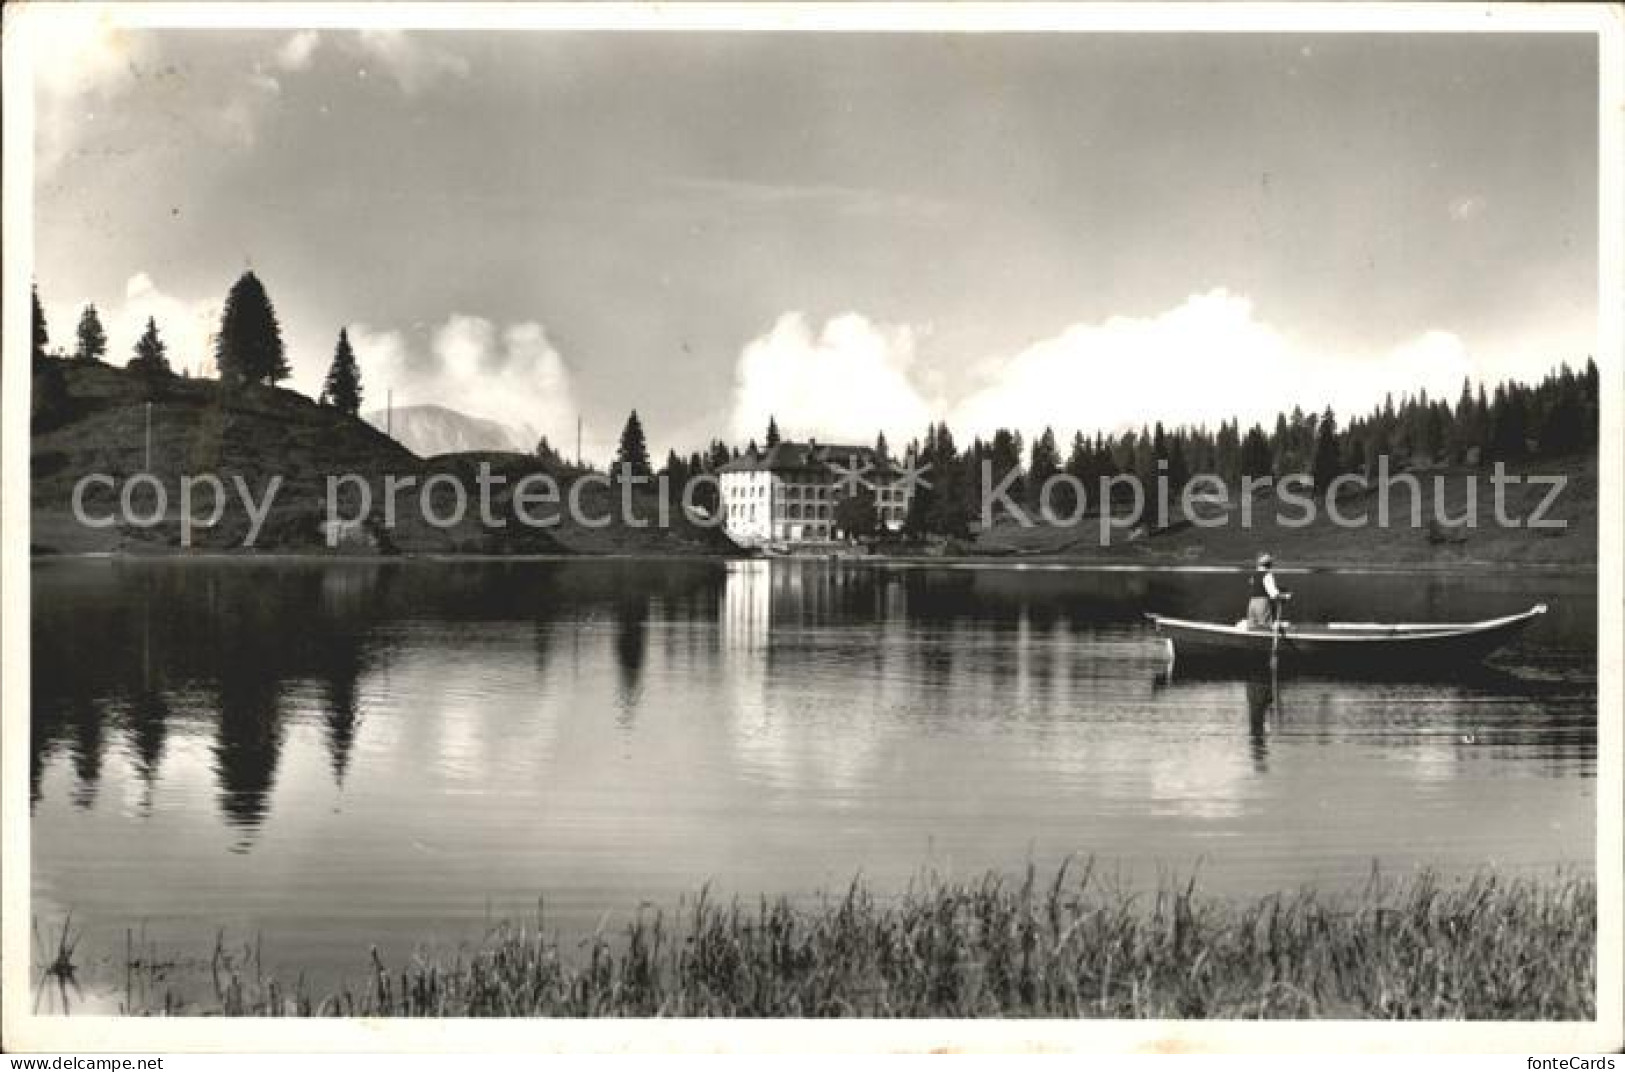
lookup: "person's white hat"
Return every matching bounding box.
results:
[1256,553,1273,568]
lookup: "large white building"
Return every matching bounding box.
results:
[717,441,910,547]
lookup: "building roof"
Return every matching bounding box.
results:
[717,440,900,477]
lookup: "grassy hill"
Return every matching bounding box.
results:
[30,360,734,557]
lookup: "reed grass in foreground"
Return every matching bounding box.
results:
[126,865,1593,1019]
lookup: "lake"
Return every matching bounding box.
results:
[30,558,1597,999]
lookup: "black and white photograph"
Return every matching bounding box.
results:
[3,2,1620,1055]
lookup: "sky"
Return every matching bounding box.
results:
[29,16,1599,462]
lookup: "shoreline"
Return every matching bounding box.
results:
[40,864,1596,1019]
[28,548,1602,574]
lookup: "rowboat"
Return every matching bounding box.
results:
[1145,604,1547,671]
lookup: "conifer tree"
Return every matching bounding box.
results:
[320,328,363,415]
[75,304,107,363]
[662,449,689,488]
[1028,426,1061,488]
[536,436,565,467]
[1240,425,1271,479]
[1311,409,1341,491]
[128,317,172,378]
[215,271,289,384]
[32,284,49,366]
[616,410,651,476]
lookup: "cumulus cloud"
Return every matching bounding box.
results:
[354,30,470,96]
[729,292,1491,449]
[348,315,579,448]
[728,313,936,446]
[949,290,1479,439]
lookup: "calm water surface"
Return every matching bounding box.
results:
[30,559,1597,994]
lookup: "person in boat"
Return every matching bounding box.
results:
[1246,553,1290,628]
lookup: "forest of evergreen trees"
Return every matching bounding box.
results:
[654,358,1601,537]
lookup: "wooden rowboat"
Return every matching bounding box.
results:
[1145,604,1547,670]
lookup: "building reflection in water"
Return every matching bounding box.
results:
[720,560,770,654]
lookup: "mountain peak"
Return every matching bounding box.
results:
[364,403,528,458]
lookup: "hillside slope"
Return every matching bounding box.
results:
[30,361,732,557]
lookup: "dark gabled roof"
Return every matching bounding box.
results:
[718,441,814,473]
[716,440,902,478]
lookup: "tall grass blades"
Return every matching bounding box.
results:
[98,865,1594,1019]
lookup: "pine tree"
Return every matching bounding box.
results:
[75,304,107,363]
[1474,384,1490,457]
[536,436,565,468]
[1311,409,1341,491]
[1269,413,1291,475]
[32,284,49,366]
[1167,435,1190,497]
[128,317,172,378]
[987,428,1024,513]
[615,410,651,476]
[1065,431,1089,481]
[1028,426,1061,492]
[1581,357,1600,447]
[1487,384,1527,461]
[661,449,687,484]
[689,449,719,515]
[319,328,363,415]
[1449,379,1475,464]
[1537,367,1582,456]
[1240,425,1271,479]
[765,416,781,448]
[215,270,289,385]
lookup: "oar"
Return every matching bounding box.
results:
[1269,594,1294,717]
[1269,621,1282,711]
[1269,598,1285,676]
